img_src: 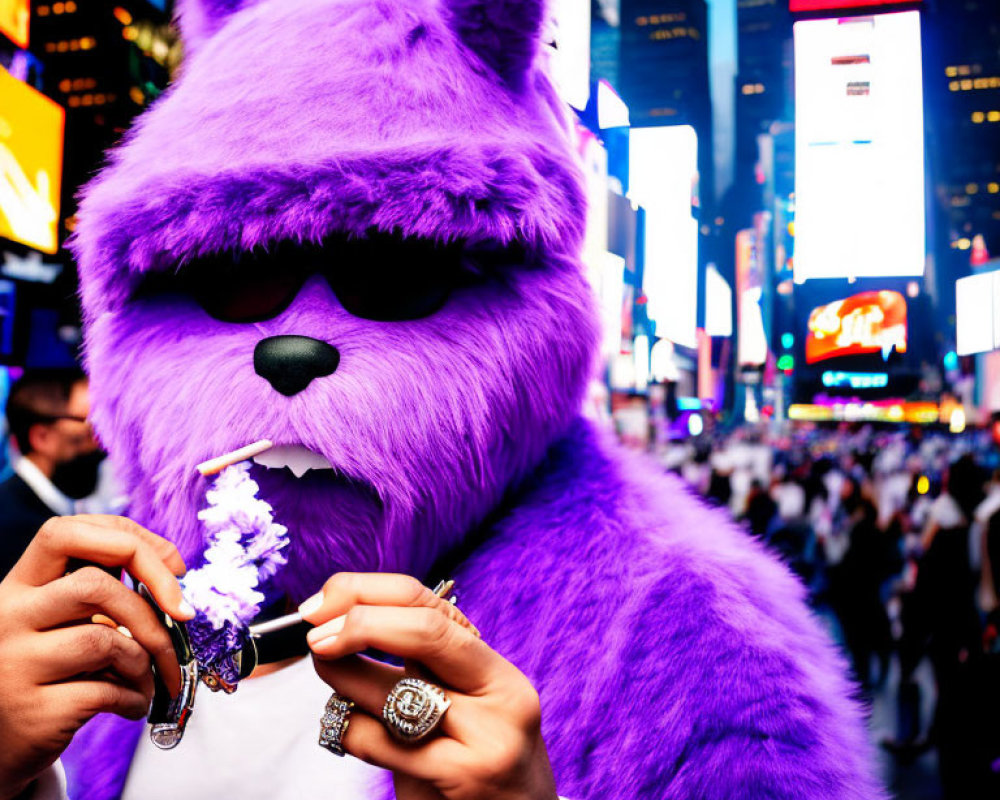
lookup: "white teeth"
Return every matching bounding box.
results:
[252,445,334,478]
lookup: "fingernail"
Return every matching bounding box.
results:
[298,591,324,619]
[177,599,196,619]
[310,634,339,652]
[306,614,346,644]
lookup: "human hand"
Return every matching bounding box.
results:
[0,515,192,799]
[302,573,558,800]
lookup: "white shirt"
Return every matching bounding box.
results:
[28,761,67,800]
[971,486,1000,581]
[771,482,806,522]
[123,656,386,798]
[928,493,966,530]
[973,486,1000,527]
[14,456,74,516]
[35,659,576,799]
[28,660,382,800]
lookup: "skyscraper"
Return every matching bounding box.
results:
[924,0,1000,267]
[733,0,792,219]
[619,0,710,126]
[29,1,178,243]
[618,0,714,197]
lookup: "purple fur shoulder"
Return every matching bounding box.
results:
[452,419,885,799]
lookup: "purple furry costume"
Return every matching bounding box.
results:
[61,0,885,797]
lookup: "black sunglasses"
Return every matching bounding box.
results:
[31,413,90,425]
[136,233,521,324]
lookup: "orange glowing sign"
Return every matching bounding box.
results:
[0,0,29,49]
[0,67,64,254]
[806,290,907,364]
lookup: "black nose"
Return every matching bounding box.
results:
[254,335,340,396]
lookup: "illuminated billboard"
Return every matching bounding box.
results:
[628,125,698,349]
[956,270,1000,356]
[805,290,907,364]
[0,0,29,49]
[550,0,591,111]
[793,12,925,281]
[705,264,732,338]
[790,0,914,11]
[736,227,768,367]
[0,67,64,254]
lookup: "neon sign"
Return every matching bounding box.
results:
[806,290,906,364]
[821,370,889,389]
[0,0,29,49]
[0,67,64,254]
[790,0,915,11]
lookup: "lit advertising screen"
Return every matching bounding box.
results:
[805,290,907,364]
[956,270,1000,356]
[0,67,64,254]
[628,125,698,349]
[736,228,768,366]
[793,12,925,281]
[790,0,913,11]
[0,0,29,49]
[550,0,591,111]
[705,264,732,338]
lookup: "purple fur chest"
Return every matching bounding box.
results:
[65,420,884,799]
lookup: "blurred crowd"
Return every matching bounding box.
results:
[654,420,1000,797]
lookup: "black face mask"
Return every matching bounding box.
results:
[51,450,107,500]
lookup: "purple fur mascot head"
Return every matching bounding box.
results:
[73,0,598,601]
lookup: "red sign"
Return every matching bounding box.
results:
[806,290,907,364]
[790,0,913,11]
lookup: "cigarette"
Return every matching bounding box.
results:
[246,580,468,640]
[248,611,302,638]
[196,439,274,476]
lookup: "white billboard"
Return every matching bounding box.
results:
[628,125,699,349]
[549,0,591,111]
[705,264,733,338]
[956,270,1000,356]
[793,11,925,281]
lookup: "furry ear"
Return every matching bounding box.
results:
[441,0,547,87]
[174,0,256,57]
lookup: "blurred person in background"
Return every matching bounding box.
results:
[910,455,986,795]
[767,464,821,598]
[0,369,104,577]
[972,468,1000,619]
[743,478,778,539]
[826,476,897,691]
[705,446,734,507]
[612,392,651,451]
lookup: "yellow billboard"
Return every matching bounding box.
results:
[0,66,64,254]
[0,0,29,49]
